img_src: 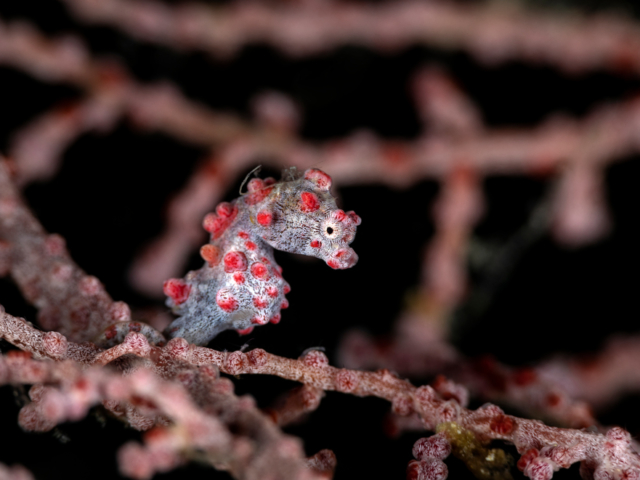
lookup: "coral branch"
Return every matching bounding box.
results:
[0,160,130,342]
[0,311,322,480]
[265,385,325,427]
[3,293,640,479]
[9,94,123,186]
[60,0,640,76]
[0,18,629,298]
[305,450,337,479]
[0,464,34,480]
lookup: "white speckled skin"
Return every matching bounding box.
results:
[164,167,361,345]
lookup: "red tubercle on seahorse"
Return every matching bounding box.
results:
[251,315,269,325]
[250,262,269,280]
[215,202,235,217]
[300,192,320,212]
[200,244,221,266]
[347,211,362,225]
[247,178,264,191]
[304,168,332,190]
[327,260,339,269]
[253,296,269,309]
[224,251,248,273]
[216,289,239,312]
[233,272,245,284]
[333,209,347,222]
[163,278,191,305]
[257,210,273,225]
[245,186,274,205]
[203,203,238,239]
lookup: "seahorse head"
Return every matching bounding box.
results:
[251,168,361,269]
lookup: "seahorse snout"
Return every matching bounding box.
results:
[326,247,358,269]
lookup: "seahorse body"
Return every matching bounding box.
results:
[163,168,361,345]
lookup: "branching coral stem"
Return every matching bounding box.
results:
[2,309,638,480]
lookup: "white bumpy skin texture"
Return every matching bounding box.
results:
[163,168,361,345]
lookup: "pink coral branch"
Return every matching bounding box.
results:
[411,66,483,136]
[0,19,627,297]
[8,94,123,186]
[1,19,631,189]
[537,334,640,409]
[60,0,640,76]
[3,308,638,480]
[338,328,598,430]
[264,385,325,427]
[305,450,337,480]
[0,18,247,185]
[0,463,34,480]
[0,311,324,480]
[0,160,131,342]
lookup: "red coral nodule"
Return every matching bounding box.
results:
[335,369,359,392]
[517,449,539,472]
[412,434,451,461]
[490,414,515,435]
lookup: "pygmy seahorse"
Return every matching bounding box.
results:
[162,167,361,345]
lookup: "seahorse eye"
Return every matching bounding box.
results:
[326,227,334,235]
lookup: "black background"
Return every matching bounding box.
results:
[1,1,640,479]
